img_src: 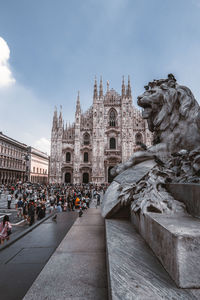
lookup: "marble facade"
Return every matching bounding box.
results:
[50,77,152,184]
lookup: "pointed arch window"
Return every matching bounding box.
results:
[109,109,117,127]
[83,132,90,145]
[110,137,116,149]
[135,133,143,145]
[66,152,71,162]
[84,152,88,162]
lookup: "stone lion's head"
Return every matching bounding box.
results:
[137,74,200,153]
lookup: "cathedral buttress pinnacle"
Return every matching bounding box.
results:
[76,91,81,115]
[122,75,125,98]
[58,106,63,127]
[107,80,110,93]
[93,77,98,100]
[52,106,58,130]
[99,76,103,98]
[126,75,132,98]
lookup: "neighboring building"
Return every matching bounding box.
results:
[28,147,49,184]
[50,77,152,184]
[0,132,28,184]
[0,133,49,185]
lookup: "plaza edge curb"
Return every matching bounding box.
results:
[0,212,55,252]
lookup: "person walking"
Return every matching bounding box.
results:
[7,193,12,209]
[0,215,12,245]
[17,198,23,219]
[22,199,28,221]
[97,193,101,206]
[28,201,35,226]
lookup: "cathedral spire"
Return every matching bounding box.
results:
[126,75,132,98]
[99,76,103,98]
[52,106,58,129]
[59,105,63,127]
[107,80,110,93]
[121,75,125,98]
[93,76,98,99]
[76,91,81,115]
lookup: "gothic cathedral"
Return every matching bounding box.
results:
[50,77,152,184]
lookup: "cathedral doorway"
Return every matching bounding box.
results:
[83,172,89,184]
[65,172,71,183]
[108,166,115,183]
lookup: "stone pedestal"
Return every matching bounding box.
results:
[105,218,200,299]
[131,212,200,288]
[167,183,200,218]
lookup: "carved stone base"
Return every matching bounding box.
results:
[105,218,200,299]
[131,211,200,288]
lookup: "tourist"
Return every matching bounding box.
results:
[23,199,28,221]
[56,201,62,213]
[28,201,35,226]
[0,215,12,245]
[7,193,12,209]
[37,204,46,219]
[97,193,101,206]
[79,207,83,217]
[17,197,23,219]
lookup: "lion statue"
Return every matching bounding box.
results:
[102,74,200,217]
[112,74,200,176]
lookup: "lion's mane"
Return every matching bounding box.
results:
[138,74,200,153]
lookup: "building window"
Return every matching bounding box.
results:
[66,152,71,162]
[83,172,89,184]
[135,133,143,145]
[84,152,88,162]
[110,137,116,149]
[65,172,71,183]
[37,168,39,173]
[33,167,35,173]
[109,109,117,127]
[83,132,90,145]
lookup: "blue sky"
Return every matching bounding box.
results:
[0,0,200,153]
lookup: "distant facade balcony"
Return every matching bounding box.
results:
[104,149,121,156]
[80,162,92,168]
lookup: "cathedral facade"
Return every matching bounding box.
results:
[50,77,152,184]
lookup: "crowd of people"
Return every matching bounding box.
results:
[0,182,107,244]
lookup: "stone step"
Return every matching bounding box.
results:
[106,218,200,299]
[131,211,200,289]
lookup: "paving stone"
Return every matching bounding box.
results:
[23,202,108,300]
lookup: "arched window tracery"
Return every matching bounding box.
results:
[84,152,88,162]
[83,132,90,145]
[66,152,71,162]
[110,137,116,149]
[135,133,143,145]
[109,109,117,127]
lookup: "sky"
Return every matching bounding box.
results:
[0,0,200,154]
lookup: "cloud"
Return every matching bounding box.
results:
[0,37,15,88]
[0,37,52,155]
[34,137,50,155]
[0,83,52,154]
